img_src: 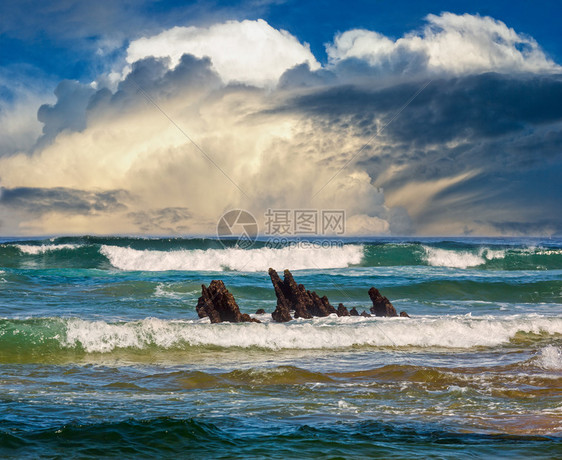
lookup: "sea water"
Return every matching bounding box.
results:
[0,236,561,458]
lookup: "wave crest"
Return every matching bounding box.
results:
[14,244,82,255]
[422,246,506,269]
[535,345,562,370]
[53,316,562,352]
[100,244,364,272]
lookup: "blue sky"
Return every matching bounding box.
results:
[0,0,561,236]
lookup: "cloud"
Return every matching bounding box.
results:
[282,71,562,169]
[36,80,96,149]
[1,12,561,236]
[326,13,560,76]
[127,207,192,234]
[0,51,397,235]
[126,19,320,87]
[0,187,128,215]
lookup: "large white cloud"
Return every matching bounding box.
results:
[0,54,403,236]
[126,19,320,87]
[326,13,560,75]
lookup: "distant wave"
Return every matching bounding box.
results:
[100,244,364,272]
[13,243,82,255]
[1,315,560,354]
[1,237,561,271]
[421,246,506,269]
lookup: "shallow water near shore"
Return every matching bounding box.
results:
[1,236,561,458]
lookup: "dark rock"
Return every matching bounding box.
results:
[307,291,332,317]
[337,303,350,317]
[360,311,371,317]
[196,280,260,323]
[368,287,398,317]
[278,269,311,318]
[321,296,337,315]
[240,313,259,323]
[268,268,340,321]
[196,284,221,323]
[255,309,266,315]
[269,268,296,322]
[293,283,314,319]
[400,311,410,318]
[349,307,359,316]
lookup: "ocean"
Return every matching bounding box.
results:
[0,236,560,458]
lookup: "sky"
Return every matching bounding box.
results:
[0,0,561,237]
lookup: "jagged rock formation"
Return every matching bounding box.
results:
[268,268,298,322]
[368,287,398,317]
[337,303,350,316]
[269,268,345,322]
[195,271,408,324]
[196,280,260,323]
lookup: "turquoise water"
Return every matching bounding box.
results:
[0,237,561,458]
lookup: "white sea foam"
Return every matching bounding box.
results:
[422,246,506,268]
[422,246,484,268]
[60,315,562,353]
[154,283,183,298]
[482,248,506,260]
[535,345,562,370]
[100,244,364,272]
[14,244,81,255]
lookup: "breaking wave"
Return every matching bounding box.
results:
[1,315,561,354]
[1,237,561,271]
[535,345,562,370]
[14,244,82,255]
[99,244,364,272]
[421,246,506,269]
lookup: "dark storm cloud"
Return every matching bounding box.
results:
[120,54,221,97]
[89,54,222,116]
[278,70,562,186]
[283,72,562,146]
[274,69,562,234]
[32,54,222,148]
[278,63,337,89]
[127,207,192,233]
[0,187,129,215]
[35,80,95,149]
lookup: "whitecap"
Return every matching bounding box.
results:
[100,244,364,272]
[14,244,81,255]
[422,246,484,268]
[535,345,562,370]
[59,315,562,353]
